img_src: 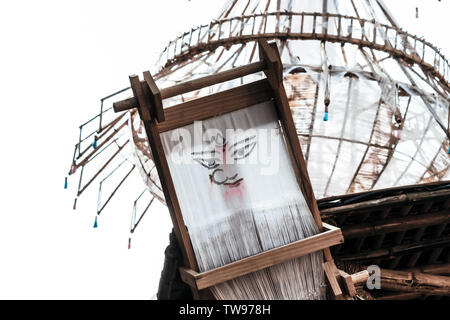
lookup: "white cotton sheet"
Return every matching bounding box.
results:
[160,100,326,300]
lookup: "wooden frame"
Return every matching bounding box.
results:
[179,223,343,291]
[113,39,347,299]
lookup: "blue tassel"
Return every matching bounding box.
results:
[64,177,68,189]
[448,145,450,154]
[323,112,329,122]
[93,137,98,149]
[93,216,98,228]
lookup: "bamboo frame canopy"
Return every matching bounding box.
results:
[67,0,449,227]
[126,0,450,205]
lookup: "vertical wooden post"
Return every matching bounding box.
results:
[258,40,343,298]
[128,75,198,274]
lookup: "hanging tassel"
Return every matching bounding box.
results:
[93,216,98,228]
[64,177,68,189]
[128,238,131,250]
[323,103,329,122]
[448,145,450,154]
[73,197,77,210]
[93,136,98,149]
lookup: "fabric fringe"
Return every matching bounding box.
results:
[188,200,326,300]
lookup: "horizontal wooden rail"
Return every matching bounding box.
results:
[320,188,450,218]
[113,97,137,113]
[158,12,449,89]
[158,79,273,132]
[179,223,343,290]
[161,60,266,99]
[350,266,450,296]
[337,235,450,262]
[408,263,450,276]
[379,268,450,295]
[113,61,267,113]
[342,211,450,239]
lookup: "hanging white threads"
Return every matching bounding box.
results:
[161,101,326,300]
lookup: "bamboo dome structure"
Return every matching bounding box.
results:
[67,0,450,299]
[138,0,450,200]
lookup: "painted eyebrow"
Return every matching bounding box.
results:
[228,135,256,150]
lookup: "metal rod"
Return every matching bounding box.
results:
[130,196,155,233]
[97,165,136,215]
[78,140,129,196]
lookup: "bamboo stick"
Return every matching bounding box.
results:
[408,263,450,276]
[337,235,450,262]
[379,269,450,295]
[321,188,450,218]
[342,211,450,239]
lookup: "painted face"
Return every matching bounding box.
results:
[191,133,257,188]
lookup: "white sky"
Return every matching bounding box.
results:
[0,0,448,299]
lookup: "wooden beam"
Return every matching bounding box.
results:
[262,41,324,231]
[379,269,450,295]
[337,235,450,262]
[408,263,450,276]
[323,261,344,300]
[157,79,273,132]
[179,223,343,290]
[160,61,266,99]
[350,270,370,285]
[258,40,282,90]
[338,270,357,297]
[260,40,334,265]
[342,211,450,239]
[377,292,423,300]
[129,75,198,272]
[320,189,450,218]
[143,71,164,122]
[113,96,137,113]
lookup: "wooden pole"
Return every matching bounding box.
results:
[337,235,450,262]
[379,269,450,295]
[342,211,450,239]
[408,263,450,276]
[321,188,450,218]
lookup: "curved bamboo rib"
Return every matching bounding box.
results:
[159,12,449,90]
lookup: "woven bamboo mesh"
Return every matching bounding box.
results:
[69,0,449,224]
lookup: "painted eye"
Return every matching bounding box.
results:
[193,158,220,169]
[191,150,220,169]
[232,141,256,160]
